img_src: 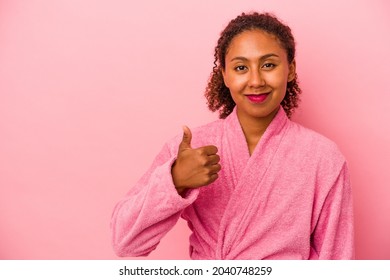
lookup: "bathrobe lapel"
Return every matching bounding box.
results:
[216,106,290,259]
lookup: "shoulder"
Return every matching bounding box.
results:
[287,120,347,169]
[191,118,225,145]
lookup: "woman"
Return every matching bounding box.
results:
[111,12,354,259]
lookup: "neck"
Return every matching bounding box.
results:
[236,107,279,155]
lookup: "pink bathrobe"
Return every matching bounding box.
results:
[111,107,354,259]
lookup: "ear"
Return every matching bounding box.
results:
[287,59,296,82]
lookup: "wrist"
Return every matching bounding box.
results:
[171,160,185,190]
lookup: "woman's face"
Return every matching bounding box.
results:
[222,29,296,123]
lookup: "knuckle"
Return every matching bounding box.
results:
[206,166,214,175]
[197,149,206,156]
[202,175,211,185]
[198,157,208,166]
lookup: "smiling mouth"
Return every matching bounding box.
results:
[245,93,269,103]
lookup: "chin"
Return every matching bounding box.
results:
[249,106,279,119]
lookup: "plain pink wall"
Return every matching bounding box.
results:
[1,0,389,259]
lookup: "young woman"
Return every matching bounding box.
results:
[111,12,354,260]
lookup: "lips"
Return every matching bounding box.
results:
[246,93,269,103]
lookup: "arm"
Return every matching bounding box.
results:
[110,143,199,257]
[310,162,355,259]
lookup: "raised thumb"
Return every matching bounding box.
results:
[179,125,192,150]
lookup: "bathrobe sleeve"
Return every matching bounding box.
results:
[310,162,354,259]
[110,142,199,257]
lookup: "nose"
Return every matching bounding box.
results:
[249,69,265,88]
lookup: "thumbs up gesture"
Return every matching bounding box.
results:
[171,126,221,194]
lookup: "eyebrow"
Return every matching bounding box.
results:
[230,53,279,62]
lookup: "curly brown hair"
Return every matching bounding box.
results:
[205,12,301,119]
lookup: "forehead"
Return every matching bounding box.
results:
[226,29,287,59]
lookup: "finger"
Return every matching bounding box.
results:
[208,163,221,174]
[201,172,219,186]
[207,154,220,165]
[208,173,219,183]
[179,125,192,150]
[202,145,218,155]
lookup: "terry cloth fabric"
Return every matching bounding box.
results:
[111,107,354,259]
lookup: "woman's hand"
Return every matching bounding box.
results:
[171,126,221,195]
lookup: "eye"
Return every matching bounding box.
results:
[262,63,276,69]
[234,65,248,72]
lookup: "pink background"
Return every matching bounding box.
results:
[1,0,389,259]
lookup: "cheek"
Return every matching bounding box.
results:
[266,69,289,88]
[225,73,246,91]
